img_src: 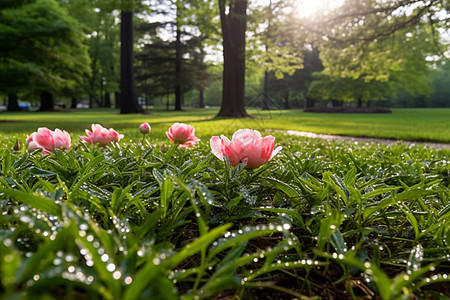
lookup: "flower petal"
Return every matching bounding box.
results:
[210,136,225,160]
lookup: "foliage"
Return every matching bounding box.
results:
[247,0,305,79]
[309,28,435,104]
[0,129,449,299]
[266,47,323,108]
[0,0,90,96]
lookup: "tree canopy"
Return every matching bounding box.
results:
[1,0,449,112]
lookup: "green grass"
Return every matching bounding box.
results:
[0,108,449,299]
[0,107,449,143]
[0,135,449,299]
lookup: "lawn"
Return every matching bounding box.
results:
[0,108,449,299]
[0,107,449,143]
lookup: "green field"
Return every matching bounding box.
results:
[0,108,449,143]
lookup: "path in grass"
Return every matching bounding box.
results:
[284,129,450,148]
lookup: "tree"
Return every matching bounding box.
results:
[268,47,323,108]
[247,0,305,110]
[0,0,90,111]
[97,0,145,114]
[67,0,120,109]
[309,28,434,106]
[300,0,449,79]
[217,0,249,117]
[120,8,143,113]
[134,0,216,110]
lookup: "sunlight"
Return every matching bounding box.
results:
[295,0,344,18]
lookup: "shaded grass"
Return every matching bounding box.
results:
[0,107,449,143]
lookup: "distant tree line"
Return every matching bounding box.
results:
[1,0,449,114]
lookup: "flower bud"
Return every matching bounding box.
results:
[139,122,151,134]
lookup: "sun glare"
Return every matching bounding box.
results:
[295,0,344,18]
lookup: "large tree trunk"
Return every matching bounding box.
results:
[39,91,54,111]
[7,93,20,111]
[120,10,142,114]
[174,27,182,111]
[217,0,250,118]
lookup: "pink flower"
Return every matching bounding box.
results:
[210,129,282,168]
[53,129,71,151]
[26,127,71,154]
[139,122,151,134]
[166,123,200,147]
[80,124,124,146]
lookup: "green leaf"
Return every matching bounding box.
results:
[263,177,300,198]
[11,152,29,169]
[28,167,56,177]
[1,149,12,176]
[160,177,174,218]
[15,226,68,284]
[124,224,232,300]
[329,229,347,255]
[0,188,61,217]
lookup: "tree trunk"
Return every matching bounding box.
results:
[262,70,270,110]
[174,27,182,111]
[199,88,205,108]
[39,91,54,111]
[104,92,111,108]
[115,91,121,109]
[71,97,77,109]
[217,0,250,118]
[120,10,142,114]
[7,93,20,111]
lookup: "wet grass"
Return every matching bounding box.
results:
[0,125,449,299]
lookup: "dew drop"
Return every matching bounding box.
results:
[125,276,133,284]
[106,264,116,272]
[113,271,121,279]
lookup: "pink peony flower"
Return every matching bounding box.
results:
[139,122,151,134]
[53,129,71,151]
[210,129,282,168]
[26,127,71,154]
[166,123,200,147]
[80,124,124,146]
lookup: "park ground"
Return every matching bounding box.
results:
[0,107,449,144]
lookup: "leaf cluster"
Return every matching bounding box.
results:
[0,133,449,299]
